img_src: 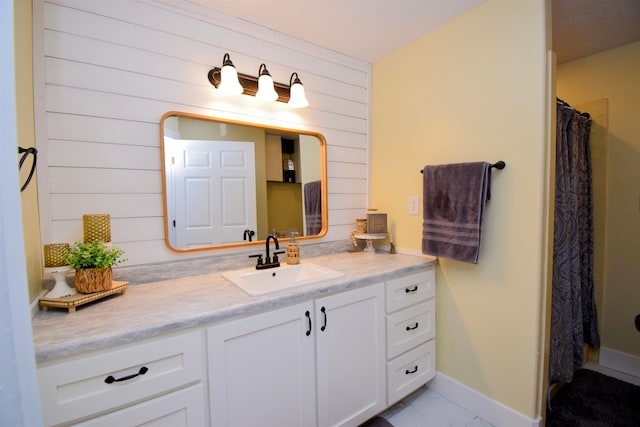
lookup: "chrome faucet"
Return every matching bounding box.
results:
[249,234,284,270]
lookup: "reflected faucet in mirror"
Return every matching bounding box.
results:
[243,229,255,242]
[160,112,328,252]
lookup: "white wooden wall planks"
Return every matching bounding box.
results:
[34,0,371,265]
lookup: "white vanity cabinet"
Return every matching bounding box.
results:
[35,261,436,427]
[37,330,206,426]
[207,282,386,427]
[384,269,436,405]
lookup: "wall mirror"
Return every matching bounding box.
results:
[160,112,327,252]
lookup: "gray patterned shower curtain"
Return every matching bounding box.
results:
[548,100,600,384]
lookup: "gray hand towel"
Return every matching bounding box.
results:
[304,180,322,235]
[422,162,491,263]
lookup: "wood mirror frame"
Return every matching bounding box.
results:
[160,111,328,252]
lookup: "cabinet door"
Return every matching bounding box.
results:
[315,283,386,427]
[207,301,316,427]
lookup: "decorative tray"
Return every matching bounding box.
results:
[39,281,128,313]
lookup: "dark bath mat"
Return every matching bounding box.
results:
[547,368,640,426]
[359,416,394,427]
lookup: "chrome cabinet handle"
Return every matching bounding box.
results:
[405,322,419,331]
[105,366,148,384]
[405,286,418,293]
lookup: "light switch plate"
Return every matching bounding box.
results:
[408,196,420,215]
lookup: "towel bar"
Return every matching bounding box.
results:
[420,161,505,174]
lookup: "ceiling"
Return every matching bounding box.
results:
[552,0,640,63]
[177,0,640,64]
[179,0,485,62]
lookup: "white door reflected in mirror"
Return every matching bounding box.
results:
[165,137,257,248]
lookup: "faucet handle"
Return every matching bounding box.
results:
[273,250,285,263]
[249,253,263,266]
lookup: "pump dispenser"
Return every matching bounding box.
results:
[286,232,300,265]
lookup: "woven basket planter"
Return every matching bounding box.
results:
[75,267,113,293]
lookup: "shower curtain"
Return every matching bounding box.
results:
[548,100,600,384]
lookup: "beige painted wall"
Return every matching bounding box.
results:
[372,0,549,418]
[557,41,640,358]
[15,0,42,301]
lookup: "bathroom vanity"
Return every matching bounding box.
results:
[33,252,436,427]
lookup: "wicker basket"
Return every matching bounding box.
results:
[75,267,113,293]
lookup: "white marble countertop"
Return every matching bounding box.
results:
[32,251,436,363]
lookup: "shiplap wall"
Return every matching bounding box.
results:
[34,0,371,266]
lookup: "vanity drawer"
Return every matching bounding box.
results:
[385,269,435,313]
[387,340,435,406]
[74,383,206,427]
[38,330,203,426]
[386,299,435,359]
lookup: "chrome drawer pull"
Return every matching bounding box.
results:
[405,286,418,293]
[104,366,148,384]
[405,366,418,375]
[405,322,419,331]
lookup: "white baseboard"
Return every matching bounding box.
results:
[599,347,640,378]
[427,372,541,427]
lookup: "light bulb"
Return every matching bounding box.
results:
[256,64,278,102]
[218,53,243,96]
[288,72,309,108]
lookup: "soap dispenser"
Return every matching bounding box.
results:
[286,232,300,265]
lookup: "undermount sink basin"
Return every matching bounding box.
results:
[223,262,345,296]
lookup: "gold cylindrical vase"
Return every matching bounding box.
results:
[43,243,70,267]
[83,214,111,243]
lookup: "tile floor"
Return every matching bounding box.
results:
[380,387,493,427]
[379,363,639,427]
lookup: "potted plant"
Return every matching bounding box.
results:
[66,240,127,293]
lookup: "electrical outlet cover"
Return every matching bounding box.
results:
[408,196,420,215]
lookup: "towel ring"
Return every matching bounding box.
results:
[18,146,38,192]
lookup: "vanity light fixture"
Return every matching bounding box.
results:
[255,63,279,102]
[287,72,309,108]
[207,53,308,107]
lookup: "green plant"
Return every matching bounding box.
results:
[65,240,127,269]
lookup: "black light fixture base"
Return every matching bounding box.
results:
[207,67,291,103]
